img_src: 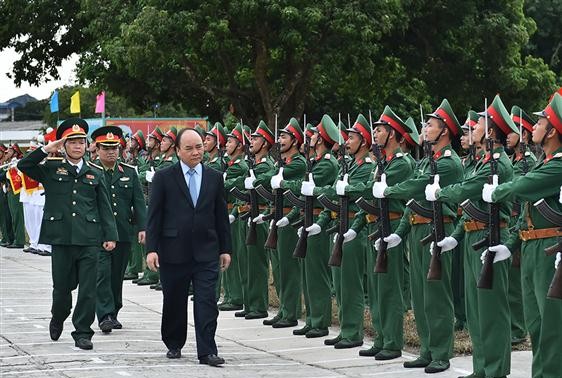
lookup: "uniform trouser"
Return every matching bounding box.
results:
[403,245,411,311]
[126,239,144,275]
[7,191,25,245]
[277,224,302,321]
[22,202,45,249]
[521,238,562,378]
[463,229,511,377]
[333,227,368,342]
[302,228,332,329]
[96,242,132,321]
[452,243,466,325]
[51,245,98,341]
[222,219,244,305]
[237,220,249,311]
[508,252,526,340]
[408,223,454,362]
[0,191,14,244]
[367,219,405,351]
[244,222,269,314]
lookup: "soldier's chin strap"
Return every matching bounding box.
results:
[378,128,392,151]
[540,124,553,147]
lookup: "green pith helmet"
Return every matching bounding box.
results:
[317,114,340,145]
[206,122,227,147]
[252,120,275,145]
[404,117,421,147]
[462,110,479,132]
[132,130,146,150]
[279,117,304,145]
[347,113,372,146]
[478,95,518,135]
[374,106,416,147]
[511,105,536,134]
[147,127,165,142]
[534,92,562,134]
[164,126,178,142]
[427,99,462,138]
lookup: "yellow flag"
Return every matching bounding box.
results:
[70,91,81,114]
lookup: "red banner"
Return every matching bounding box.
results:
[7,167,22,194]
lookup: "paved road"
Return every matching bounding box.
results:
[0,247,531,377]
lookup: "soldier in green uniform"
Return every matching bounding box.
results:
[373,99,464,373]
[289,115,339,337]
[124,130,148,281]
[505,105,537,345]
[204,122,228,172]
[265,118,306,328]
[136,127,165,286]
[242,121,275,319]
[5,144,25,248]
[91,126,147,332]
[17,118,117,350]
[483,93,562,378]
[219,123,249,311]
[427,95,517,378]
[0,144,14,246]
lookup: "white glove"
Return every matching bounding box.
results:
[244,169,256,189]
[343,229,357,243]
[375,233,402,251]
[336,173,349,196]
[559,185,562,204]
[228,214,235,224]
[306,223,321,236]
[481,244,511,264]
[556,252,561,269]
[424,174,440,202]
[270,167,284,190]
[301,173,316,196]
[297,226,303,237]
[145,167,155,183]
[252,214,265,224]
[372,173,388,199]
[482,174,499,203]
[276,216,289,227]
[223,172,227,181]
[436,236,458,252]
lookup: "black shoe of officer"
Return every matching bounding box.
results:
[99,316,113,333]
[75,338,93,350]
[49,318,63,341]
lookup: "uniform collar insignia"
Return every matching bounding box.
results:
[56,167,68,175]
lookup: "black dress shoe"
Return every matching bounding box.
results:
[199,354,225,366]
[75,338,93,350]
[359,345,381,356]
[36,250,51,256]
[99,316,113,333]
[324,335,342,346]
[166,348,181,359]
[111,316,122,329]
[7,244,24,249]
[244,312,268,320]
[234,310,247,317]
[271,319,298,328]
[23,246,33,253]
[0,241,10,247]
[49,319,63,341]
[262,314,281,325]
[132,278,140,284]
[292,325,311,335]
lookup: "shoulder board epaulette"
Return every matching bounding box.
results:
[210,157,218,163]
[87,161,103,170]
[554,152,562,159]
[365,157,373,163]
[443,150,452,157]
[234,159,241,164]
[524,151,531,157]
[119,162,136,170]
[166,157,174,161]
[325,154,331,160]
[260,157,267,163]
[493,152,501,159]
[396,152,403,158]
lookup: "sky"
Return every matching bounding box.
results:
[0,47,78,103]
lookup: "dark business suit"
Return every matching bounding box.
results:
[146,162,231,358]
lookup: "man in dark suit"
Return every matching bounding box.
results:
[146,128,232,366]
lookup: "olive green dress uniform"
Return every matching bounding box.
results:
[385,144,463,366]
[0,169,15,245]
[17,122,118,343]
[439,146,514,378]
[94,142,147,324]
[491,93,562,378]
[5,147,26,247]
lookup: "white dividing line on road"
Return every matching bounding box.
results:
[1,350,268,360]
[4,308,14,312]
[115,372,132,377]
[360,370,428,376]
[238,336,301,342]
[218,326,271,331]
[32,325,44,329]
[1,304,51,308]
[90,357,105,364]
[0,339,236,347]
[269,346,328,353]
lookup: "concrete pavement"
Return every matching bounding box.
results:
[0,246,531,377]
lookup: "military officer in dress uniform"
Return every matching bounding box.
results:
[204,122,228,172]
[0,144,15,246]
[5,144,25,249]
[373,99,464,373]
[17,118,117,350]
[482,93,562,378]
[90,126,147,333]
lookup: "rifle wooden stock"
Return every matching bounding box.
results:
[264,189,284,249]
[245,189,259,245]
[545,240,562,256]
[548,263,562,299]
[293,195,313,259]
[427,202,445,281]
[328,196,348,267]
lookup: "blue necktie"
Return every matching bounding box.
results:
[187,169,198,205]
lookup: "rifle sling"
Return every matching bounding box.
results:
[409,213,454,225]
[519,227,562,241]
[464,219,507,232]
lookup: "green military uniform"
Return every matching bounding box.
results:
[283,115,339,336]
[384,99,464,372]
[221,124,249,310]
[5,144,26,247]
[17,118,118,345]
[0,150,15,245]
[491,93,562,378]
[91,126,147,331]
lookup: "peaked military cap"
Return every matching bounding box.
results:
[462,110,479,131]
[280,118,304,145]
[534,92,562,134]
[427,99,462,137]
[132,130,146,150]
[163,126,178,142]
[348,114,372,146]
[478,95,518,135]
[207,122,227,147]
[511,105,535,134]
[404,117,421,147]
[91,126,123,146]
[374,106,416,147]
[56,117,89,140]
[252,120,275,145]
[227,123,246,144]
[317,114,340,145]
[305,123,316,139]
[147,127,165,142]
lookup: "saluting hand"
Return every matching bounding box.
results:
[43,138,66,154]
[103,241,116,251]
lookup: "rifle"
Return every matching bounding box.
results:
[478,98,501,290]
[511,109,529,267]
[242,127,259,245]
[467,111,476,163]
[534,199,562,299]
[293,114,313,258]
[263,114,284,249]
[328,114,349,267]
